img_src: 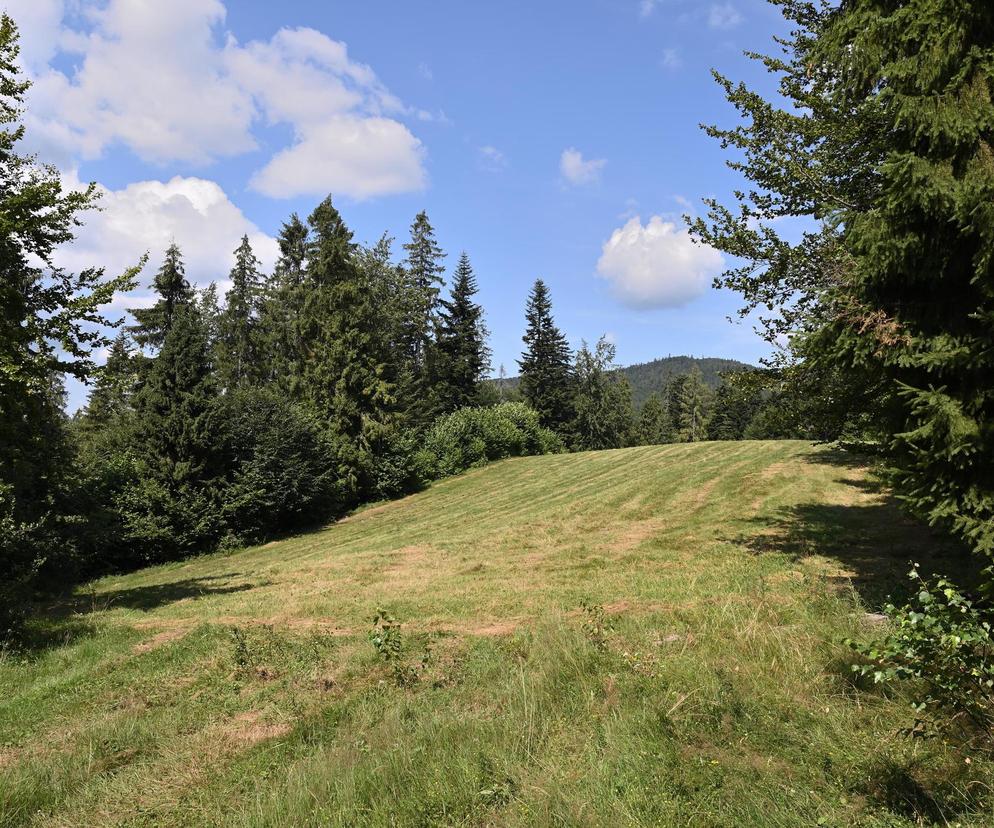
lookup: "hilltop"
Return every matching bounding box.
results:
[1,442,987,827]
[495,355,751,407]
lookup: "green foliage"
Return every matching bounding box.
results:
[579,599,613,652]
[518,279,574,432]
[674,366,712,443]
[635,393,672,445]
[432,252,491,416]
[0,14,137,636]
[419,402,563,480]
[570,337,635,451]
[211,388,341,545]
[693,0,994,556]
[217,235,263,390]
[849,566,994,748]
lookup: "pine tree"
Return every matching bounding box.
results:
[218,235,263,389]
[130,244,194,349]
[401,210,446,370]
[518,279,574,431]
[433,252,490,413]
[637,393,671,446]
[707,379,761,441]
[676,366,711,443]
[81,332,137,428]
[693,0,994,555]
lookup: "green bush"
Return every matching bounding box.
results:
[848,565,994,748]
[419,402,563,480]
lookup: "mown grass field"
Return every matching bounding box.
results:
[2,440,991,827]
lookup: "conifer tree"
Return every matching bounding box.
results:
[676,366,711,443]
[637,393,671,446]
[81,332,137,429]
[298,197,393,495]
[570,337,634,450]
[218,235,263,389]
[401,210,446,370]
[707,379,761,441]
[259,214,309,388]
[693,0,994,554]
[131,302,221,557]
[433,252,490,413]
[518,279,574,431]
[130,244,194,349]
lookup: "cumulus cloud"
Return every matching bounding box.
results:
[708,3,743,29]
[54,173,278,309]
[596,216,724,309]
[13,0,426,198]
[560,147,606,186]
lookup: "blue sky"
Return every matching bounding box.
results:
[5,0,790,409]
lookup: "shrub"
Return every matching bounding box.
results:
[419,402,563,480]
[848,565,994,748]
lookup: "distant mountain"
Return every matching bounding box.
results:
[494,355,753,408]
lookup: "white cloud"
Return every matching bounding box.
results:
[250,117,426,199]
[708,3,743,29]
[661,48,682,70]
[479,145,507,171]
[639,0,660,17]
[596,216,724,309]
[560,147,606,186]
[54,173,278,309]
[13,0,426,199]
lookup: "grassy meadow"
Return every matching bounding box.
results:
[2,440,991,826]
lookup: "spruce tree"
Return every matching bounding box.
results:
[676,366,711,443]
[637,393,671,446]
[401,210,446,370]
[298,197,393,496]
[81,332,137,428]
[518,279,574,431]
[433,252,491,413]
[131,302,221,558]
[259,214,309,389]
[130,244,194,349]
[570,337,634,450]
[218,235,263,389]
[693,0,994,555]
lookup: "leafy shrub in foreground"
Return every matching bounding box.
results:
[849,565,994,748]
[417,402,562,480]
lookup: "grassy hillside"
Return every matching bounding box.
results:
[1,442,989,826]
[495,355,751,407]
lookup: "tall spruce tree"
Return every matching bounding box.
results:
[130,244,194,349]
[401,210,446,370]
[298,197,393,496]
[676,366,711,443]
[131,302,221,558]
[0,14,137,633]
[637,393,671,446]
[570,337,634,450]
[433,252,490,413]
[692,0,994,556]
[218,235,263,389]
[518,279,574,431]
[259,214,308,388]
[81,332,137,429]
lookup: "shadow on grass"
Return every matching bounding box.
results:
[738,450,977,610]
[82,575,258,612]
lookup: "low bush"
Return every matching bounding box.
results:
[848,565,994,748]
[417,402,563,480]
